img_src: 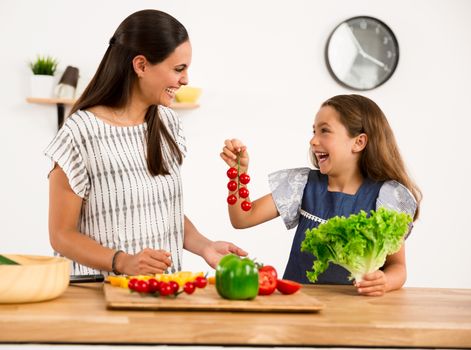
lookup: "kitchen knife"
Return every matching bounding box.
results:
[69,274,105,283]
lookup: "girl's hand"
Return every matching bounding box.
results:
[220,139,249,173]
[354,270,388,296]
[117,248,172,275]
[202,240,248,269]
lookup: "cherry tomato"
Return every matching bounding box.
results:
[169,281,180,294]
[159,282,173,296]
[183,281,196,294]
[128,278,139,291]
[276,279,301,295]
[227,180,238,191]
[135,279,150,293]
[148,278,160,293]
[227,167,238,179]
[259,265,278,280]
[239,173,250,185]
[258,270,277,295]
[241,200,252,211]
[227,194,237,205]
[194,276,208,288]
[238,187,249,198]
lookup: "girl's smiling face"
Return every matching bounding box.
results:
[310,105,363,176]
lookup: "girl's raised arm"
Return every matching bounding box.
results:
[220,139,279,228]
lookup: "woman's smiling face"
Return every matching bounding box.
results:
[310,105,359,176]
[136,40,192,107]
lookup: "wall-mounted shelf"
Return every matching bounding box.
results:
[26,97,199,129]
[26,97,77,105]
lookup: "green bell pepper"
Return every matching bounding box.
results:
[216,254,259,300]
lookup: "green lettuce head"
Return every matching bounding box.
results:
[301,207,412,283]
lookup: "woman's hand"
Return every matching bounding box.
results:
[354,270,388,296]
[202,241,248,269]
[116,248,172,275]
[220,139,249,173]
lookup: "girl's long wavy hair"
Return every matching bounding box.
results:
[312,94,422,220]
[70,9,188,176]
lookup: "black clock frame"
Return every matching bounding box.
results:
[325,16,400,91]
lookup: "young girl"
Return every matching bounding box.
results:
[220,94,421,296]
[45,10,247,277]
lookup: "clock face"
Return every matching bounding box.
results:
[325,16,399,90]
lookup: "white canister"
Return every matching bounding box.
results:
[30,74,54,98]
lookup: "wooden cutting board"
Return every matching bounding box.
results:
[104,284,324,313]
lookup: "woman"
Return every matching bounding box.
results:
[45,9,246,276]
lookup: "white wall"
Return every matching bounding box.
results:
[1,0,470,289]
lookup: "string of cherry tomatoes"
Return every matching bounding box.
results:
[226,153,252,211]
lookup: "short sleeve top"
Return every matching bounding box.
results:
[269,167,417,230]
[44,106,187,275]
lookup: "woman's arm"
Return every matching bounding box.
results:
[49,165,171,275]
[49,165,116,271]
[183,215,248,268]
[355,244,407,296]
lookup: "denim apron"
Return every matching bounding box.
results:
[283,170,383,284]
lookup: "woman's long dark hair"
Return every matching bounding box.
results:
[71,9,188,176]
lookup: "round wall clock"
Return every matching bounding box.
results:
[325,16,399,90]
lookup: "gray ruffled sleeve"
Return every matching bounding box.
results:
[376,180,417,239]
[268,167,310,230]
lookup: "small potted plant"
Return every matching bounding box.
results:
[29,55,58,98]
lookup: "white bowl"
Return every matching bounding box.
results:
[0,254,70,303]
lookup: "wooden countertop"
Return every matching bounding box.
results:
[1,283,470,347]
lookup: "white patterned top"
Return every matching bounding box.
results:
[44,106,187,275]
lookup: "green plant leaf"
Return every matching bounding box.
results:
[29,55,58,75]
[0,254,19,265]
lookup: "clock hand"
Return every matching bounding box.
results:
[344,24,366,55]
[344,24,390,70]
[360,51,388,69]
